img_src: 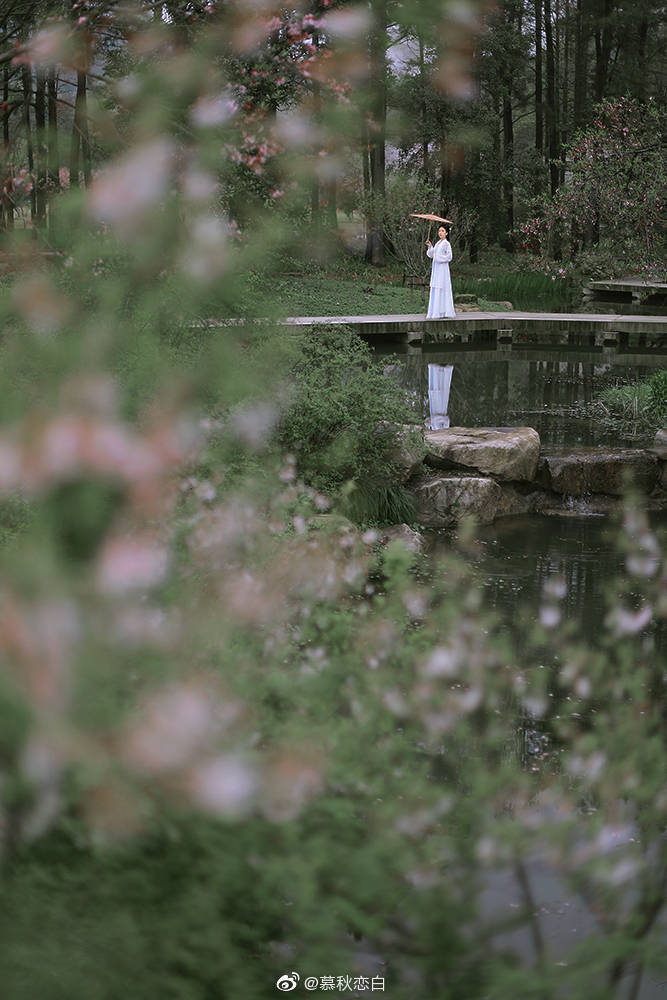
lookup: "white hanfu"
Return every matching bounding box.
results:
[426,239,456,318]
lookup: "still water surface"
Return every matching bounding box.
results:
[394,350,665,447]
[389,341,667,989]
[430,515,666,996]
[431,513,666,650]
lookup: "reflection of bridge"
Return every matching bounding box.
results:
[285,311,667,358]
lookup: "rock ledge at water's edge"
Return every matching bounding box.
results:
[400,426,667,528]
[425,426,540,482]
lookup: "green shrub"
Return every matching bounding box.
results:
[0,803,488,1000]
[278,324,419,522]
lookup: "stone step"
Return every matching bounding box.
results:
[408,425,667,527]
[537,448,660,496]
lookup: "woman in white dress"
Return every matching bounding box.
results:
[425,225,456,319]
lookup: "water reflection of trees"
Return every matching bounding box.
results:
[397,353,657,445]
[473,516,665,653]
[478,517,607,628]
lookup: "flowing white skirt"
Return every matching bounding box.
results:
[426,283,456,319]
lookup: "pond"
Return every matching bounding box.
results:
[373,336,667,990]
[391,349,665,447]
[429,513,667,999]
[431,513,666,652]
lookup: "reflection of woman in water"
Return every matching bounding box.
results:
[427,363,453,429]
[425,225,455,319]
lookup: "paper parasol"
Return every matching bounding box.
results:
[410,213,453,224]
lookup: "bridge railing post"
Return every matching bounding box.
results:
[497,328,513,351]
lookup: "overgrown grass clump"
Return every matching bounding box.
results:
[454,271,573,311]
[596,370,667,434]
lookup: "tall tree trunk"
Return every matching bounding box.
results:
[361,116,370,195]
[78,71,91,186]
[2,60,9,151]
[2,58,10,231]
[439,134,451,206]
[47,67,60,190]
[535,0,543,154]
[69,70,91,189]
[361,114,372,259]
[366,0,386,266]
[544,0,561,196]
[310,174,320,237]
[22,65,37,223]
[632,10,649,100]
[499,0,516,246]
[325,178,338,232]
[69,74,80,189]
[573,0,589,128]
[310,28,321,238]
[560,0,569,186]
[502,92,514,247]
[34,69,47,227]
[491,95,503,243]
[593,0,614,100]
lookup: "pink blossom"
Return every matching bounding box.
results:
[124,685,214,773]
[188,755,258,816]
[96,535,169,594]
[88,138,174,235]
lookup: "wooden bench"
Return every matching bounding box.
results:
[401,274,429,309]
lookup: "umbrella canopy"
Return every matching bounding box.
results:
[410,213,453,224]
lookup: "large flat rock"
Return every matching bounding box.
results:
[414,475,503,527]
[425,426,540,482]
[539,448,659,496]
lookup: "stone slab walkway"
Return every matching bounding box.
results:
[583,278,667,302]
[284,311,667,337]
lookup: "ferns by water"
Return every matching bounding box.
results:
[342,480,416,526]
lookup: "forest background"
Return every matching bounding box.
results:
[2,0,665,289]
[0,2,666,1000]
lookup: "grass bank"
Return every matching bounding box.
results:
[235,248,574,317]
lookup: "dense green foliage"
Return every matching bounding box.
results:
[278,324,418,522]
[520,98,667,277]
[239,250,573,317]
